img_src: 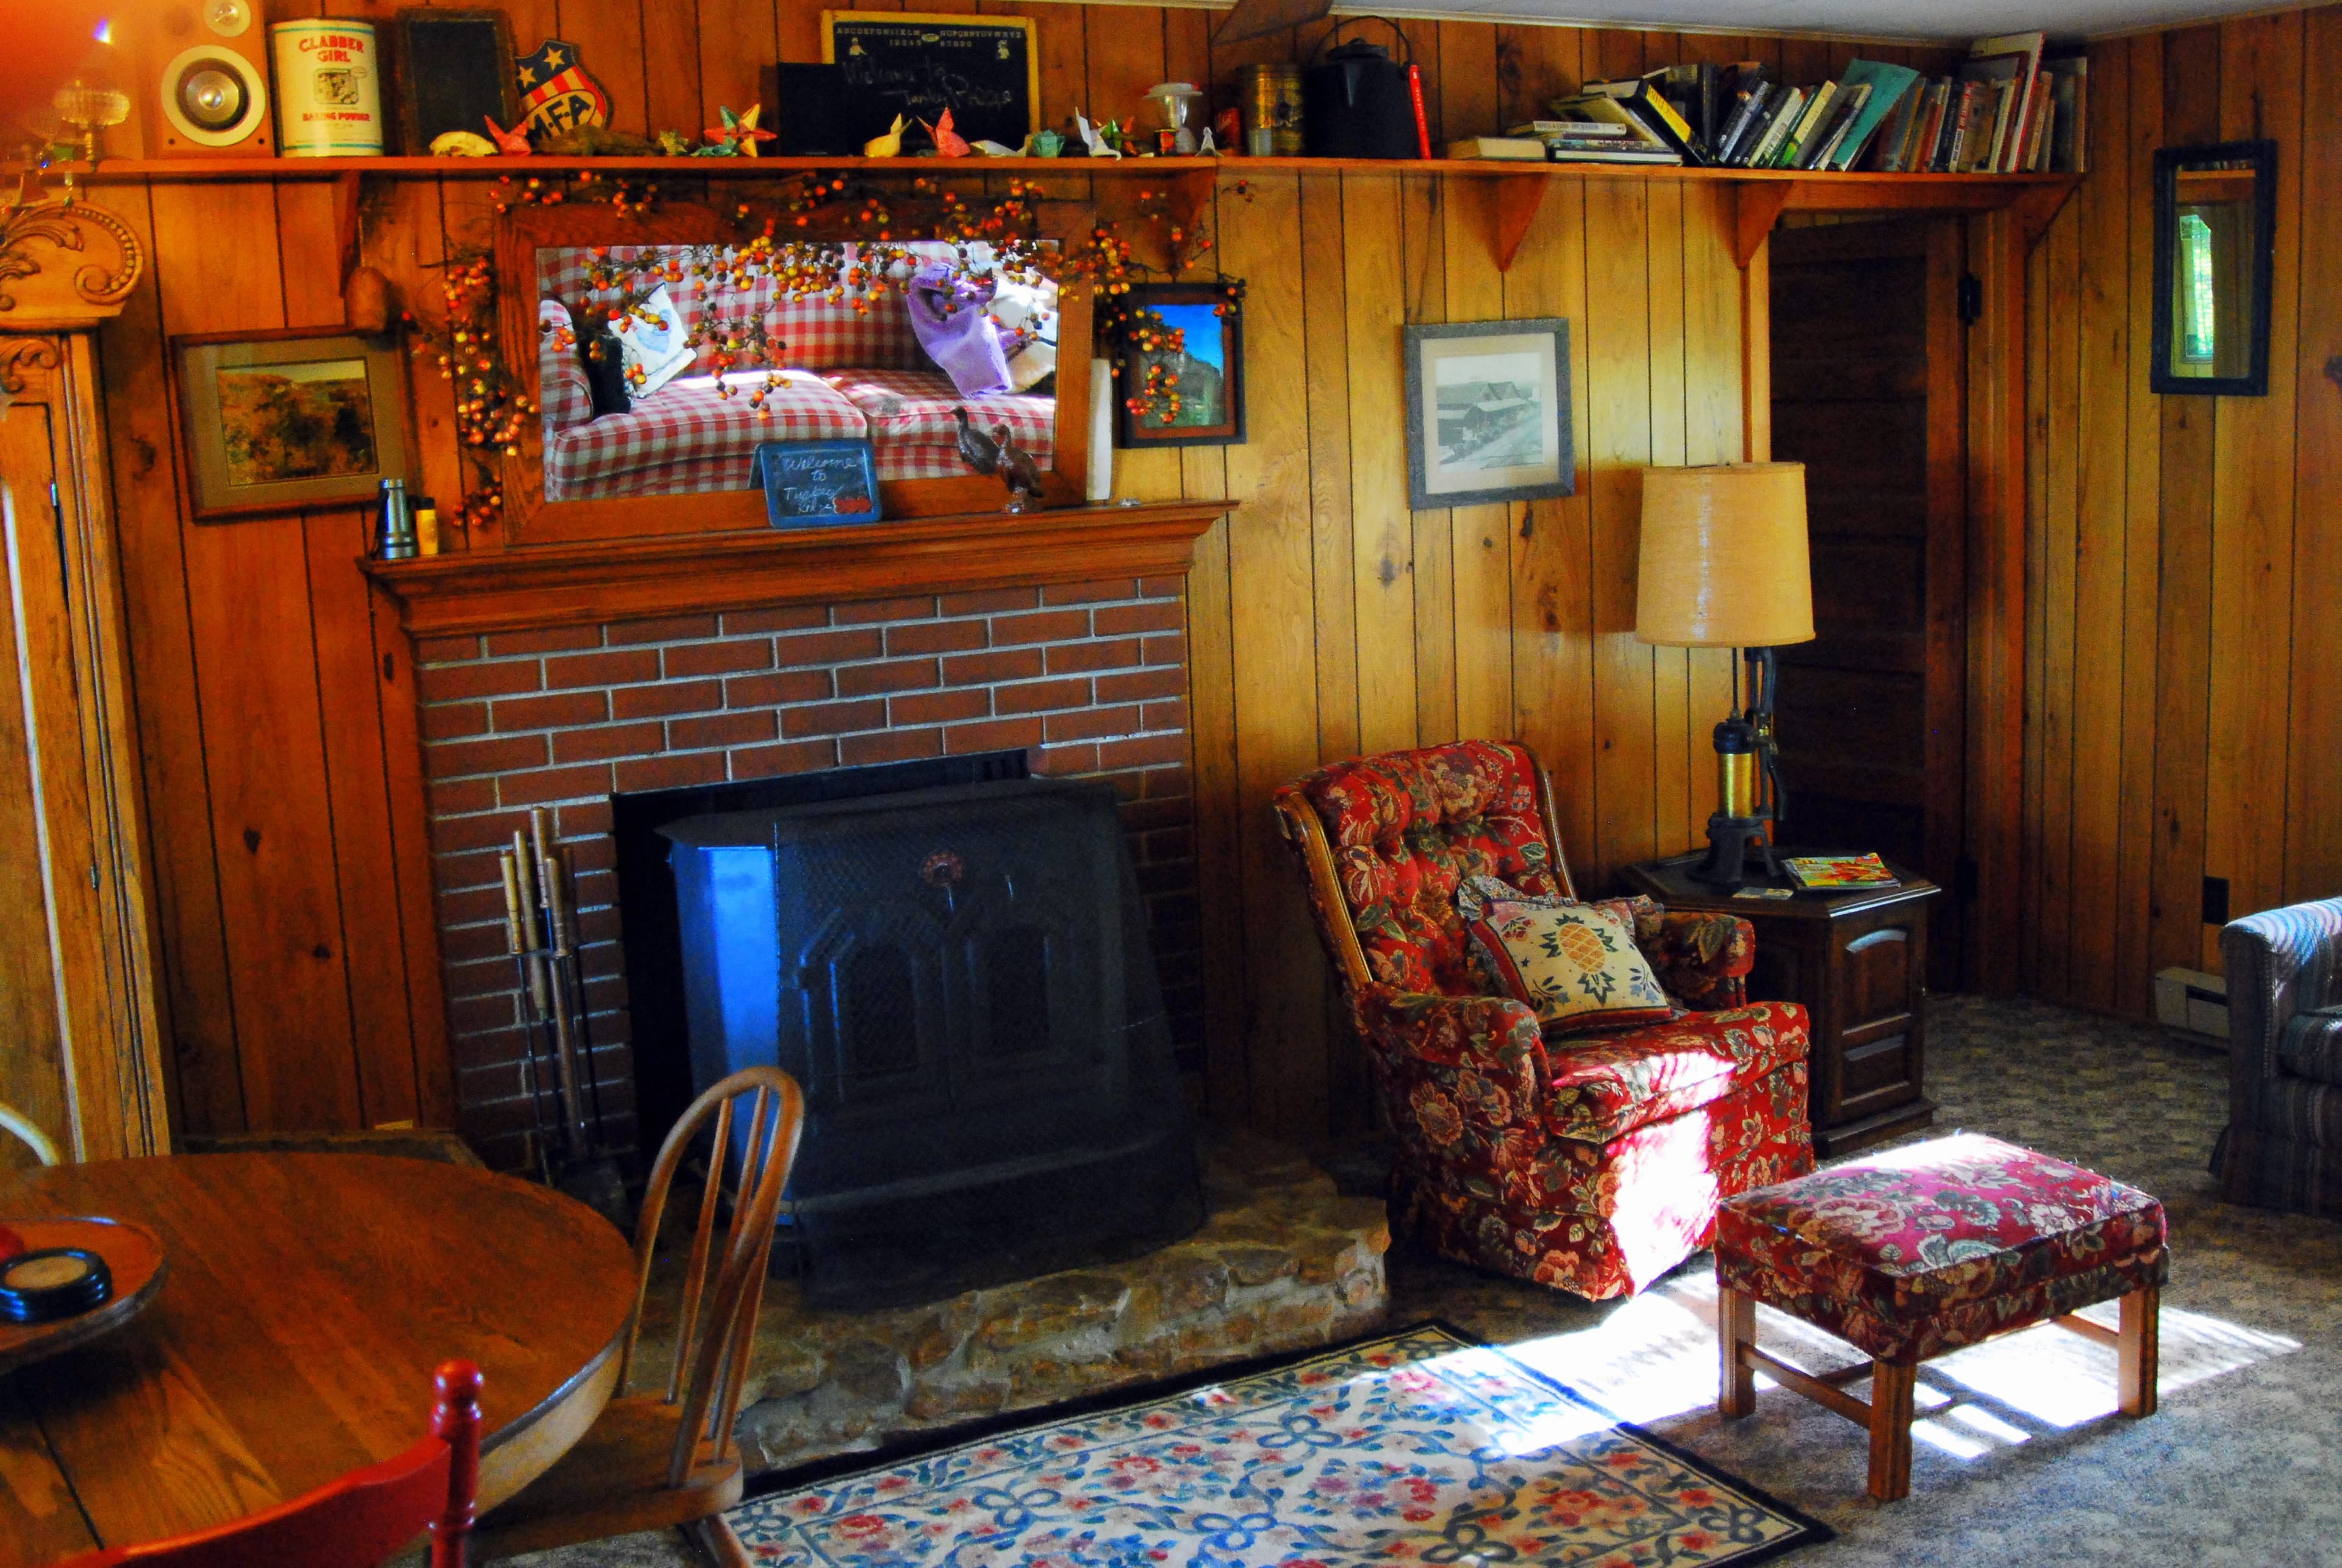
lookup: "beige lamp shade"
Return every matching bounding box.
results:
[1635,462,1815,648]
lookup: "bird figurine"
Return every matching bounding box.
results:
[923,107,971,157]
[953,407,1047,511]
[863,113,908,158]
[484,115,534,155]
[994,422,1047,508]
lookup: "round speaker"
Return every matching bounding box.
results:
[158,43,267,147]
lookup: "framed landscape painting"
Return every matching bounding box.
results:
[1403,318,1574,510]
[170,328,412,521]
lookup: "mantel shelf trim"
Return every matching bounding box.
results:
[362,498,1233,637]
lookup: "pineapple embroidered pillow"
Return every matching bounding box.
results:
[1466,899,1674,1039]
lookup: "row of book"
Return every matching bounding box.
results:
[1449,32,2088,175]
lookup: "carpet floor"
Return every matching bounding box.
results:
[509,994,2342,1566]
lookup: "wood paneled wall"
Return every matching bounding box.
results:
[95,0,1963,1145]
[2020,4,2342,1017]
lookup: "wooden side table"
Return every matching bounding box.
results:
[1622,852,1941,1158]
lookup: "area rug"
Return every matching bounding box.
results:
[723,1323,1831,1567]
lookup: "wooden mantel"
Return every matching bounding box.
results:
[362,498,1234,637]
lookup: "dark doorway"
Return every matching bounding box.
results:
[1770,216,1968,989]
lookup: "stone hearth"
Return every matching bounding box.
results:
[623,1131,1391,1473]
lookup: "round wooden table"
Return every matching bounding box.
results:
[0,1153,637,1566]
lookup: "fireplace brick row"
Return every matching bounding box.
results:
[410,576,1201,1169]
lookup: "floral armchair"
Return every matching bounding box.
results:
[1271,739,1816,1300]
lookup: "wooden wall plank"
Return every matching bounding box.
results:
[1300,174,1359,764]
[147,183,367,1133]
[2201,10,2303,968]
[642,0,704,134]
[2286,5,2342,906]
[97,186,240,1135]
[1444,182,1513,744]
[1585,176,1655,888]
[1341,172,1417,756]
[2113,34,2163,1018]
[2067,41,2132,1012]
[1402,173,1456,748]
[1439,24,1500,147]
[698,0,773,123]
[2035,172,2082,1000]
[1217,175,1326,1138]
[1505,176,1595,875]
[2146,26,2221,986]
[554,0,652,134]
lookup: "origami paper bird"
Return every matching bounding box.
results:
[1074,110,1120,160]
[863,113,908,159]
[484,115,534,155]
[923,107,970,157]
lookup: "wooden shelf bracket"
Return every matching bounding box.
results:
[1733,182,1796,270]
[1489,174,1550,273]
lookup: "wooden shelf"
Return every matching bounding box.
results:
[362,498,1234,637]
[61,153,2076,274]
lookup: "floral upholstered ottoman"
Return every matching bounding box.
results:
[1712,1133,2168,1501]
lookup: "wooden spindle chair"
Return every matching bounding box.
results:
[60,1361,482,1567]
[473,1067,806,1567]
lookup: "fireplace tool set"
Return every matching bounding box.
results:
[500,809,630,1227]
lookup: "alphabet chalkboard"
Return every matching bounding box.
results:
[821,11,1039,151]
[393,9,518,154]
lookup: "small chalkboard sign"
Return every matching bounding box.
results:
[822,10,1039,152]
[750,440,884,530]
[392,8,518,154]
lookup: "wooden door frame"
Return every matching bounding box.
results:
[1744,206,2032,994]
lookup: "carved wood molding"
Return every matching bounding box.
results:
[362,498,1234,637]
[0,198,145,326]
[1,336,62,396]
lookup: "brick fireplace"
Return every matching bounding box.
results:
[409,571,1204,1169]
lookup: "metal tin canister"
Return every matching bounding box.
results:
[1235,64,1304,156]
[271,20,383,156]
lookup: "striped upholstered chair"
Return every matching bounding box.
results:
[2219,898,2342,1216]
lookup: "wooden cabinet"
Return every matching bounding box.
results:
[0,200,170,1170]
[1623,853,1939,1158]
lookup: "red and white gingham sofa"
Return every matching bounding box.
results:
[536,242,1056,501]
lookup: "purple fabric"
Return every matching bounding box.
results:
[906,263,1011,398]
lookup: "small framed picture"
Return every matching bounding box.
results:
[1115,285,1245,448]
[168,328,412,521]
[749,439,883,529]
[1403,318,1575,510]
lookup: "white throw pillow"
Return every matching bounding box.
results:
[618,284,696,399]
[987,277,1058,393]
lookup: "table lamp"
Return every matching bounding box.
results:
[1636,462,1815,886]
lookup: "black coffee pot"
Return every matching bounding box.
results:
[1303,17,1422,161]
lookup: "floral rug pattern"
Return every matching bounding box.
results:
[725,1325,1828,1568]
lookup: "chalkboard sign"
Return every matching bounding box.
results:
[822,10,1039,151]
[750,440,884,530]
[393,9,518,154]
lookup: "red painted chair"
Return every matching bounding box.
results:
[1273,739,1816,1300]
[60,1361,482,1567]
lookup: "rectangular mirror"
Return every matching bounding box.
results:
[2150,140,2274,396]
[495,199,1092,547]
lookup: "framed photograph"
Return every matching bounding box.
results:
[750,440,884,530]
[168,328,412,521]
[1403,318,1574,510]
[823,11,1039,151]
[1115,285,1244,448]
[392,9,519,156]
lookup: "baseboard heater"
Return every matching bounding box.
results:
[2153,967,2229,1042]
